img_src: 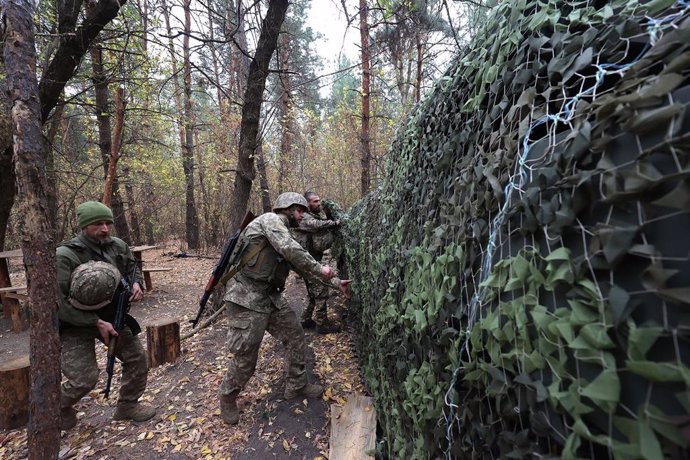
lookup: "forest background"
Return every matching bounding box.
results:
[0,0,488,252]
[0,0,491,456]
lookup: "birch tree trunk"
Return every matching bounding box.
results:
[2,1,61,456]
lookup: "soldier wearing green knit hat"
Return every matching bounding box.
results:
[56,200,156,430]
[76,200,114,228]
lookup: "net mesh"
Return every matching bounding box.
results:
[342,0,690,458]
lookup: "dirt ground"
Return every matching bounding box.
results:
[0,243,366,459]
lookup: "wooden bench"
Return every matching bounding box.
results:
[0,285,28,331]
[142,267,172,291]
[0,285,28,301]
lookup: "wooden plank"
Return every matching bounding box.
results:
[329,394,377,460]
[0,285,27,293]
[0,249,23,259]
[4,292,28,301]
[130,245,157,252]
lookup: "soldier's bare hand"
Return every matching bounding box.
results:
[339,279,352,299]
[96,318,118,343]
[130,282,144,302]
[321,265,335,280]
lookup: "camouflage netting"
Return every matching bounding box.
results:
[342,0,690,458]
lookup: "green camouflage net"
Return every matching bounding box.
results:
[342,0,690,458]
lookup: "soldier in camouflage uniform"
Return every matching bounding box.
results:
[56,201,157,430]
[292,192,342,333]
[219,192,351,425]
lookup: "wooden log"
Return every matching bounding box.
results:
[0,354,30,429]
[146,319,181,368]
[329,394,377,460]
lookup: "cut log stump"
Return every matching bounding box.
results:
[146,319,180,368]
[0,354,29,429]
[330,394,377,460]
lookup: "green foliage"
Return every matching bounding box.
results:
[340,0,690,457]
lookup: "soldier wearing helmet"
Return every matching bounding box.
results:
[218,192,351,425]
[56,201,156,430]
[292,191,342,333]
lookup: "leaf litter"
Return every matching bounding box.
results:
[0,245,365,459]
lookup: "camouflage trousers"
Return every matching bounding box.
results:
[60,325,148,408]
[300,277,330,325]
[220,301,307,396]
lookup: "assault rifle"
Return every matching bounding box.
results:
[191,211,255,328]
[104,262,137,398]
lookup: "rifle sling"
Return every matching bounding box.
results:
[217,239,268,287]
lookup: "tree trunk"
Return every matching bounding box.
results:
[91,45,130,242]
[143,180,155,245]
[415,32,423,103]
[102,86,125,206]
[0,73,16,251]
[256,143,272,212]
[2,1,61,456]
[45,103,63,237]
[194,129,212,247]
[123,166,141,244]
[278,31,292,194]
[359,0,371,196]
[161,0,198,249]
[0,146,15,251]
[182,0,199,249]
[228,0,289,230]
[39,0,128,122]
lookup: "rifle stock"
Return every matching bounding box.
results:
[191,210,255,328]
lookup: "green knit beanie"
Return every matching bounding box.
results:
[77,201,114,228]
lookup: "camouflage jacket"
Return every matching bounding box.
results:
[56,234,143,328]
[224,212,342,313]
[292,211,338,256]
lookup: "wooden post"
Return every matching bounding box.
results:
[146,319,181,368]
[329,394,377,460]
[0,354,30,429]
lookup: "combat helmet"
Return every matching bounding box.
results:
[69,261,121,310]
[273,192,308,212]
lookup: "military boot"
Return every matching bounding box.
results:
[284,383,324,400]
[60,407,77,430]
[113,402,157,422]
[301,318,316,329]
[316,321,341,334]
[60,394,80,430]
[220,392,240,425]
